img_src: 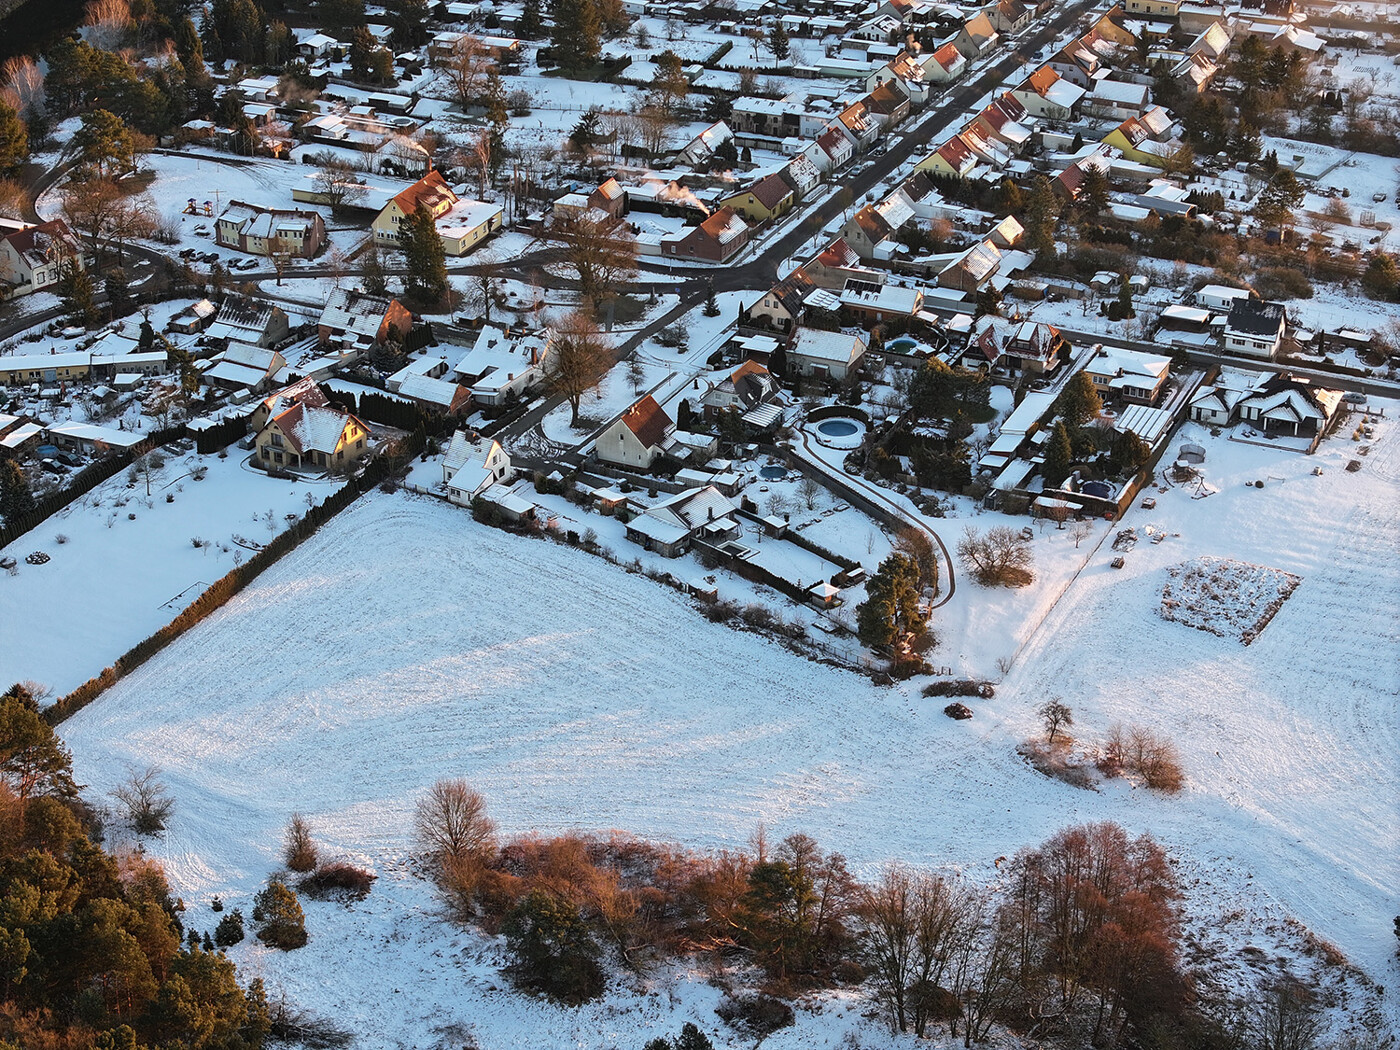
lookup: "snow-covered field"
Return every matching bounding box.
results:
[0,452,340,693]
[55,396,1400,1046]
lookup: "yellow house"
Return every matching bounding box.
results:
[254,402,371,472]
[917,135,977,178]
[1103,116,1177,167]
[719,172,795,225]
[372,171,455,247]
[1092,7,1139,46]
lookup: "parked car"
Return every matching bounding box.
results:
[1343,391,1367,404]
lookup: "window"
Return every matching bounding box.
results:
[261,446,270,459]
[355,438,363,450]
[337,450,344,461]
[273,451,283,463]
[271,433,283,446]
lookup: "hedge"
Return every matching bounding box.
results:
[193,415,248,455]
[0,427,186,550]
[45,433,423,726]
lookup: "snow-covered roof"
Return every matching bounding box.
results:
[47,421,147,448]
[396,372,462,408]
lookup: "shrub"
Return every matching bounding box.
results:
[299,862,376,900]
[254,880,308,950]
[213,908,245,947]
[501,889,605,1004]
[921,680,994,698]
[1102,723,1184,793]
[717,994,795,1037]
[1253,266,1313,301]
[111,766,175,834]
[283,813,319,872]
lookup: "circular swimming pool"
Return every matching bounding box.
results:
[759,465,788,480]
[810,417,866,449]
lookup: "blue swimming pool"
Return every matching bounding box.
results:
[759,465,787,480]
[816,419,860,438]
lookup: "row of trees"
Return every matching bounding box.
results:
[410,780,1334,1049]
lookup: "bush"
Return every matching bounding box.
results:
[1253,266,1313,301]
[921,680,994,698]
[111,766,175,834]
[254,880,308,950]
[214,908,245,947]
[717,994,795,1037]
[501,889,605,1004]
[298,862,376,900]
[1101,723,1184,793]
[284,813,319,872]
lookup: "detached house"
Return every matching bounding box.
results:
[371,170,502,255]
[624,485,739,558]
[204,294,290,348]
[742,268,816,338]
[952,11,999,58]
[0,219,82,299]
[719,173,795,225]
[814,127,855,172]
[451,325,553,406]
[596,395,674,469]
[835,101,880,152]
[317,287,413,352]
[1011,66,1086,120]
[1236,374,1343,450]
[789,327,866,381]
[1224,299,1286,359]
[254,402,371,471]
[661,207,749,263]
[443,430,513,502]
[215,202,326,258]
[922,42,967,82]
[1082,345,1171,403]
[702,360,784,431]
[986,0,1031,34]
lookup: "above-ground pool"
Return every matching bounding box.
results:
[759,465,788,480]
[810,417,867,450]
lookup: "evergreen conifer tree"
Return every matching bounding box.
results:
[401,202,448,305]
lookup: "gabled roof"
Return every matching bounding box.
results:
[1227,298,1286,337]
[866,81,908,115]
[761,267,817,316]
[271,402,365,455]
[816,237,862,269]
[389,170,457,215]
[594,177,625,200]
[936,135,976,172]
[929,41,964,70]
[695,206,748,246]
[817,126,851,157]
[961,10,996,41]
[733,172,794,211]
[619,394,673,450]
[1,219,79,268]
[260,377,327,418]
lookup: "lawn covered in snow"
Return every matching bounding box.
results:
[55,393,1400,1042]
[0,451,341,694]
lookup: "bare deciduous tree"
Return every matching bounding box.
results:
[112,766,175,834]
[437,34,491,109]
[892,527,938,592]
[61,178,156,264]
[1071,519,1093,549]
[797,476,822,510]
[414,779,496,863]
[545,310,613,426]
[284,813,319,872]
[957,525,1035,587]
[1038,698,1073,746]
[549,210,637,311]
[311,163,369,213]
[83,0,132,50]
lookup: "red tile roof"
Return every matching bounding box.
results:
[621,395,673,450]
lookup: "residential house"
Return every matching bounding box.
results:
[806,238,870,289]
[1002,320,1068,373]
[249,377,328,432]
[937,239,1003,292]
[918,134,979,179]
[719,172,795,225]
[986,0,1031,34]
[317,287,413,351]
[660,207,749,263]
[443,429,512,502]
[596,394,674,469]
[203,294,290,348]
[865,81,912,128]
[989,214,1025,248]
[1124,0,1179,16]
[1011,66,1086,120]
[834,101,880,152]
[789,326,866,381]
[1082,345,1171,403]
[1224,298,1286,359]
[952,11,999,57]
[451,325,553,406]
[1084,78,1152,121]
[166,298,218,335]
[254,402,371,471]
[1103,113,1182,167]
[842,193,915,258]
[371,170,501,255]
[814,126,855,172]
[297,32,338,59]
[624,485,739,558]
[742,268,816,337]
[778,153,822,200]
[839,276,924,324]
[0,219,82,299]
[1236,373,1342,448]
[971,94,1031,153]
[680,121,734,167]
[866,53,930,106]
[215,201,326,258]
[702,359,784,431]
[921,41,968,82]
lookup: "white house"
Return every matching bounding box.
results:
[1224,298,1286,359]
[443,429,513,502]
[789,327,867,381]
[0,219,82,299]
[596,394,674,469]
